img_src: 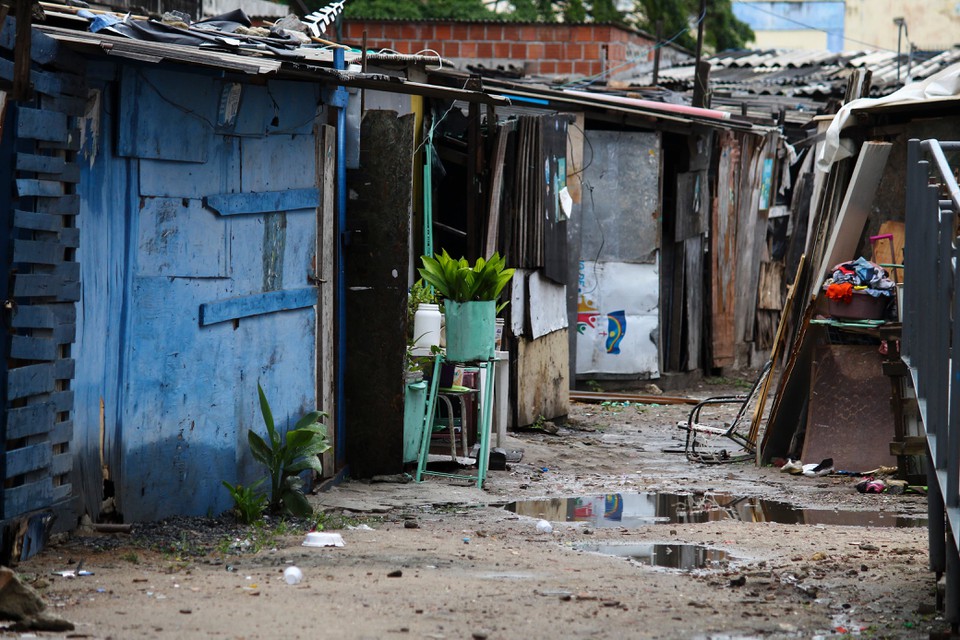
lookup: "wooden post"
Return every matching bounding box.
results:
[652,20,663,86]
[12,0,33,101]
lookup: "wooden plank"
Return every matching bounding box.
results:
[10,335,57,361]
[4,480,53,516]
[757,262,784,310]
[35,193,79,215]
[871,220,905,283]
[16,179,63,198]
[683,235,702,371]
[16,152,80,182]
[60,228,79,249]
[13,239,65,265]
[8,363,56,400]
[38,133,80,152]
[17,107,68,143]
[51,452,71,476]
[199,288,317,326]
[52,484,72,503]
[14,209,64,232]
[203,188,320,216]
[814,142,893,298]
[6,403,55,440]
[528,271,567,340]
[711,131,739,368]
[11,305,56,329]
[50,389,73,413]
[483,122,510,257]
[13,273,80,300]
[318,124,336,478]
[0,56,61,99]
[51,420,72,446]
[516,330,569,427]
[5,444,53,478]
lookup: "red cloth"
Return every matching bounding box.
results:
[825,282,854,303]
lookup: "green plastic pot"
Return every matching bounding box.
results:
[444,300,496,362]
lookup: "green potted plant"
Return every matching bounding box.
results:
[418,250,514,362]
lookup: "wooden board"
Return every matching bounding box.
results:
[870,220,905,283]
[710,131,739,367]
[683,235,702,371]
[517,329,570,427]
[813,142,893,297]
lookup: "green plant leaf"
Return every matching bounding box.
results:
[257,383,279,446]
[281,488,314,518]
[248,430,272,466]
[294,411,325,430]
[288,453,324,475]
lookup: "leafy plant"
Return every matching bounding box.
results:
[248,383,331,518]
[221,478,268,524]
[407,278,442,329]
[418,250,515,304]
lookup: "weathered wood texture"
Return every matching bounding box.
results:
[1,23,84,534]
[344,111,414,478]
[317,124,336,478]
[710,132,739,368]
[72,68,323,522]
[516,329,570,427]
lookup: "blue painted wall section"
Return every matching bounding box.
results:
[75,63,324,521]
[733,1,846,51]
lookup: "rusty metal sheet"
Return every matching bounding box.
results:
[801,343,898,473]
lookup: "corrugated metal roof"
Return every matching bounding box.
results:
[646,48,960,99]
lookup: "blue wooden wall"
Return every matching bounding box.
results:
[75,62,324,521]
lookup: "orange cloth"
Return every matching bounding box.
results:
[825,282,854,303]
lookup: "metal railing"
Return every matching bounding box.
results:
[904,138,960,622]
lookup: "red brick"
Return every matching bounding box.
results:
[521,26,537,41]
[538,61,557,74]
[435,24,452,40]
[545,43,562,58]
[556,60,573,74]
[443,41,460,57]
[400,25,416,40]
[471,25,487,40]
[566,43,583,60]
[503,25,520,41]
[574,60,593,75]
[526,42,544,58]
[453,25,469,40]
[538,26,556,41]
[488,25,503,40]
[478,42,494,57]
[572,26,594,42]
[494,42,511,58]
[582,43,600,59]
[461,42,478,57]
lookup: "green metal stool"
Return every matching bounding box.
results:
[415,353,496,488]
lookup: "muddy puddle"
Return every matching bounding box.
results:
[505,492,927,528]
[575,542,731,571]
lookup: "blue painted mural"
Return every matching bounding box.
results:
[75,62,326,522]
[733,1,846,51]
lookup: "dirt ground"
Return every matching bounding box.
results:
[4,377,944,640]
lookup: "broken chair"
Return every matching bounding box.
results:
[676,360,773,463]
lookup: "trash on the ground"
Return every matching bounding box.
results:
[347,523,375,531]
[387,570,402,578]
[536,519,553,534]
[52,561,93,578]
[802,458,834,477]
[283,566,303,585]
[302,531,345,547]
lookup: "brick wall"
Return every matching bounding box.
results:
[341,21,666,80]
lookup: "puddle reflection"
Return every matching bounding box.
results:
[505,492,927,528]
[576,542,730,570]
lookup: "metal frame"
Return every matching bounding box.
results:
[904,138,960,623]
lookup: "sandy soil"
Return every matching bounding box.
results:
[4,381,942,639]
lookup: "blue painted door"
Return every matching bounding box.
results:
[76,65,323,522]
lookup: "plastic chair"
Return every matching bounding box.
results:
[677,360,773,463]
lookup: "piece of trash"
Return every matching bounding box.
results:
[283,566,303,585]
[403,520,419,529]
[302,531,345,547]
[802,458,834,477]
[52,564,93,578]
[536,519,553,534]
[462,537,470,544]
[348,524,374,531]
[387,570,402,578]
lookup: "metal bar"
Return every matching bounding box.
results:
[923,140,960,212]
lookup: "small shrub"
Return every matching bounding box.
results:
[221,479,268,524]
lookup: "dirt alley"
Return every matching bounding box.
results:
[5,377,943,640]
